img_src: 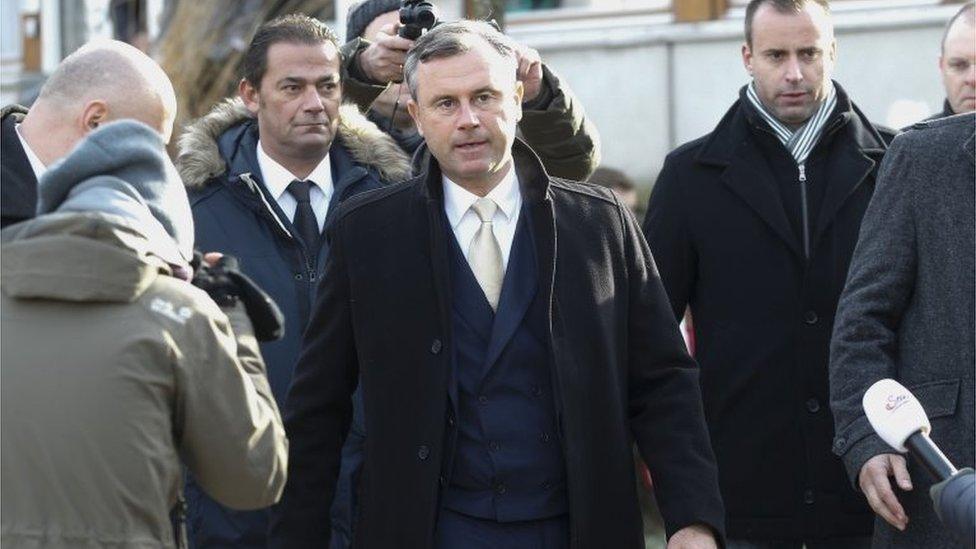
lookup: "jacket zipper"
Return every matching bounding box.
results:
[798,163,810,260]
[240,173,316,280]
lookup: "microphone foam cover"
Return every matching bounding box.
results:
[862,378,931,452]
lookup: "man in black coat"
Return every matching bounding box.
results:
[272,20,724,549]
[1,40,176,228]
[643,1,895,547]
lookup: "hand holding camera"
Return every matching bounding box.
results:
[191,252,285,342]
[358,0,439,84]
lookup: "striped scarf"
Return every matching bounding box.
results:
[746,81,837,166]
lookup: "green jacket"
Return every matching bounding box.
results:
[1,213,288,548]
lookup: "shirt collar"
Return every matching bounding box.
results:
[256,139,332,199]
[15,123,46,180]
[442,164,521,230]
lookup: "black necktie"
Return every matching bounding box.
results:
[287,180,320,250]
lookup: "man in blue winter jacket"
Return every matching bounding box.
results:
[175,14,411,548]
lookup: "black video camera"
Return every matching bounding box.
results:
[191,252,285,342]
[398,0,438,40]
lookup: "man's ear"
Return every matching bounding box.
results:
[514,81,524,122]
[239,78,261,115]
[80,100,108,134]
[407,99,423,137]
[741,43,754,76]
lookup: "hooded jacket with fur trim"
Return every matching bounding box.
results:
[175,98,409,548]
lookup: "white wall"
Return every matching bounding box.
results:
[510,4,955,186]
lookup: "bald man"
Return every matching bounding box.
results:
[1,39,176,227]
[929,3,975,119]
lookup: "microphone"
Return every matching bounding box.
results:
[862,378,957,481]
[863,379,974,548]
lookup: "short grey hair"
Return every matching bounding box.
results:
[403,20,518,100]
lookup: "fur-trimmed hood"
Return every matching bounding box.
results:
[177,98,412,188]
[1,104,29,122]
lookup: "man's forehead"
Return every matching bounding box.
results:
[944,19,976,56]
[751,3,833,44]
[416,46,516,93]
[267,41,340,66]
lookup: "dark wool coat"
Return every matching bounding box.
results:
[643,84,894,541]
[1,105,36,228]
[830,113,975,549]
[270,141,726,549]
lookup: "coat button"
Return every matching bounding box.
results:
[806,398,821,413]
[417,445,430,461]
[488,440,500,452]
[438,475,447,487]
[835,437,847,451]
[540,432,552,443]
[478,395,488,404]
[494,483,507,495]
[803,310,818,325]
[430,339,442,354]
[294,273,303,281]
[803,489,815,504]
[531,385,542,397]
[447,414,456,427]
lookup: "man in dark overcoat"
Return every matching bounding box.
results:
[829,113,975,549]
[643,1,895,547]
[271,20,724,549]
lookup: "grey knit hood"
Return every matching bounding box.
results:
[36,119,194,266]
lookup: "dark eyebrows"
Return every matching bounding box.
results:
[277,73,340,87]
[473,86,500,96]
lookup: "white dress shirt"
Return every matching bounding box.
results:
[257,140,333,231]
[443,166,522,272]
[15,123,46,180]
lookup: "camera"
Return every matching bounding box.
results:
[398,0,438,40]
[191,252,284,342]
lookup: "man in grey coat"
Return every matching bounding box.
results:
[829,112,975,548]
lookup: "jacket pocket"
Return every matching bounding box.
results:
[909,378,961,420]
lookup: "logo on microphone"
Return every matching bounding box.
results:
[885,393,910,412]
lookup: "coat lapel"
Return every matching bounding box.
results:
[421,162,460,414]
[482,210,538,376]
[697,100,804,259]
[810,139,880,253]
[719,140,804,259]
[810,104,889,254]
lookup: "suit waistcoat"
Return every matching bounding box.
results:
[441,207,568,522]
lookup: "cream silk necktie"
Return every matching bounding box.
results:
[468,197,504,310]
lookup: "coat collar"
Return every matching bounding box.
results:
[695,81,886,167]
[419,138,552,206]
[177,97,412,189]
[692,82,888,261]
